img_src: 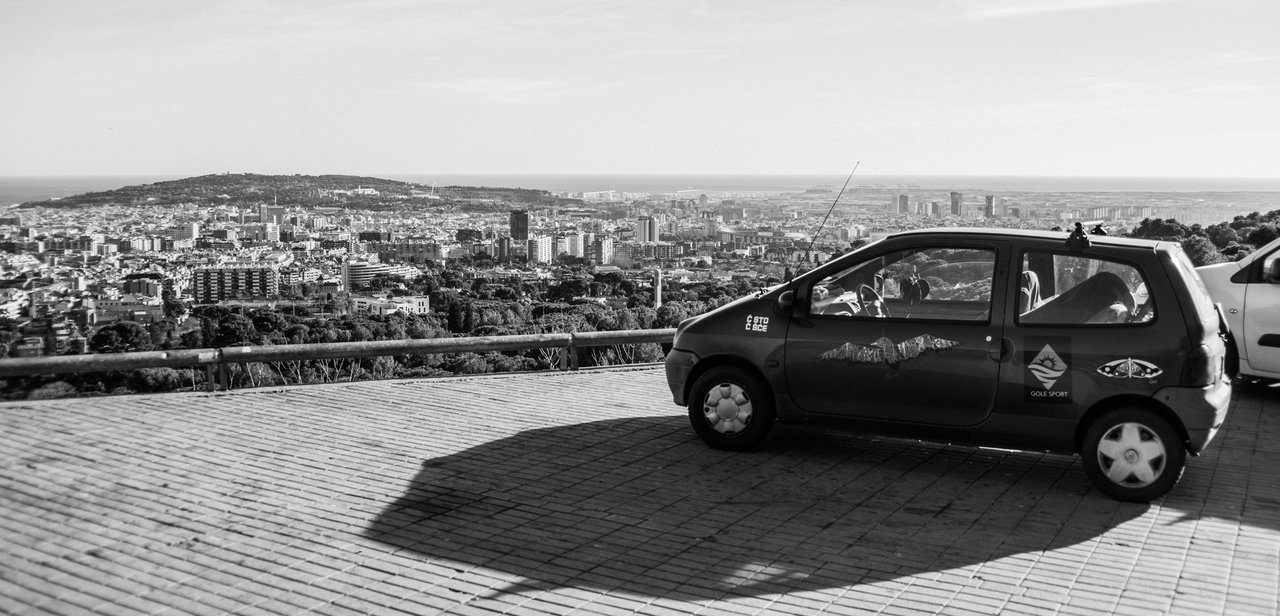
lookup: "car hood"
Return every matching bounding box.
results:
[1196,261,1242,280]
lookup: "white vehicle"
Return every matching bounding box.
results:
[1197,236,1280,381]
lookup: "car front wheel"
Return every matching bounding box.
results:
[1082,408,1186,502]
[687,367,776,451]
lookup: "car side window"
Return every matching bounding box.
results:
[1018,252,1154,325]
[810,246,995,321]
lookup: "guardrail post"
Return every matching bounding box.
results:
[205,365,217,392]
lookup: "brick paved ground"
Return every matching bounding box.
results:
[1,366,1276,615]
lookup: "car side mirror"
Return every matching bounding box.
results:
[776,289,796,316]
[1269,260,1280,283]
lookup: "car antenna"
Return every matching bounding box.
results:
[798,161,860,277]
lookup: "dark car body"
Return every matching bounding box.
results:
[665,228,1231,501]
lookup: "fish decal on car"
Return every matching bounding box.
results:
[1097,358,1163,379]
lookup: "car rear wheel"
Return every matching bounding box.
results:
[1082,408,1185,502]
[688,367,776,451]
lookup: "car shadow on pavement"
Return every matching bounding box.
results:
[364,416,1159,600]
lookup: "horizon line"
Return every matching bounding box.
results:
[4,172,1280,181]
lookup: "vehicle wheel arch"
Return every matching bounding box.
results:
[683,355,778,416]
[1072,395,1191,455]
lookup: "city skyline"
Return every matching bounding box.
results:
[3,1,1279,179]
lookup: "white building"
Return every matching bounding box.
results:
[527,236,553,264]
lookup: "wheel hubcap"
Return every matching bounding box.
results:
[1097,422,1166,488]
[702,383,753,435]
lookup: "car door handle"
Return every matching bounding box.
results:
[988,338,1014,363]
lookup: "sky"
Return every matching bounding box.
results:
[2,0,1278,179]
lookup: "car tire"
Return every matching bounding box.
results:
[688,366,776,451]
[1081,408,1186,502]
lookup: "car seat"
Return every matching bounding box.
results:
[1019,270,1041,313]
[1021,271,1133,324]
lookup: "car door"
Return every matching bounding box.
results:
[998,248,1166,416]
[783,241,1007,426]
[1241,252,1280,373]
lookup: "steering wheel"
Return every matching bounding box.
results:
[858,284,890,318]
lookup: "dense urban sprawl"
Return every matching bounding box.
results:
[0,173,1275,398]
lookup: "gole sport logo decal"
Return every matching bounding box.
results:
[1025,337,1071,402]
[1029,344,1067,389]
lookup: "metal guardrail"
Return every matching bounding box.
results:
[0,328,677,391]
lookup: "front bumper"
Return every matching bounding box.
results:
[1155,377,1232,454]
[664,348,699,407]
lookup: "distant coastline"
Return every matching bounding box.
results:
[4,173,1280,208]
[387,174,1280,196]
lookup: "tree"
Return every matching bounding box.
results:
[545,276,592,303]
[1180,235,1226,267]
[656,303,692,328]
[1128,218,1190,240]
[462,304,476,332]
[1220,242,1255,261]
[446,300,465,333]
[366,273,406,292]
[1246,224,1279,248]
[1203,223,1239,249]
[90,321,155,353]
[27,381,78,400]
[213,314,260,347]
[163,297,187,319]
[127,367,184,393]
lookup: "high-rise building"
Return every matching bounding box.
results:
[527,236,552,264]
[590,237,615,265]
[510,210,530,241]
[259,203,287,224]
[566,233,584,258]
[984,195,996,218]
[950,192,963,216]
[170,223,200,241]
[191,264,281,304]
[638,216,659,243]
[366,240,442,264]
[897,195,910,214]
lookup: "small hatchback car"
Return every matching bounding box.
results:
[665,228,1232,502]
[1197,235,1280,383]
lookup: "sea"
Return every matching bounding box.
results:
[4,174,1280,208]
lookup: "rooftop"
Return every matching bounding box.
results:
[1,367,1276,615]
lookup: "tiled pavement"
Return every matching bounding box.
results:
[1,365,1277,616]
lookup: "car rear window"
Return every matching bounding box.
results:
[1018,251,1153,325]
